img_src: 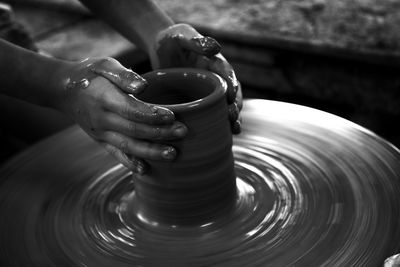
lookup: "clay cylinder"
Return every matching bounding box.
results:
[132,68,236,225]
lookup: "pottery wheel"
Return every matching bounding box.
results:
[1,99,400,266]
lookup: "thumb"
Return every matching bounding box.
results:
[159,24,221,57]
[175,34,221,57]
[90,58,147,95]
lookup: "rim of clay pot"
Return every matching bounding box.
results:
[141,68,227,112]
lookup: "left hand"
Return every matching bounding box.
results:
[149,23,242,134]
[56,57,186,174]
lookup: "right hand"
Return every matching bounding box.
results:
[148,23,243,134]
[56,57,187,174]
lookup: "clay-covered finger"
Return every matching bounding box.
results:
[229,106,242,134]
[232,116,242,134]
[101,131,177,161]
[90,58,147,95]
[100,142,147,174]
[228,102,240,123]
[103,112,187,140]
[236,81,243,111]
[208,54,239,104]
[231,82,243,135]
[174,34,221,57]
[159,23,221,57]
[103,90,175,124]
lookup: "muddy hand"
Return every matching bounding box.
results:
[209,54,243,134]
[57,57,187,173]
[150,23,242,134]
[384,253,400,267]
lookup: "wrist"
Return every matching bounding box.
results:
[46,60,76,112]
[79,0,174,53]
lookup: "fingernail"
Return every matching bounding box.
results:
[192,36,221,56]
[151,106,175,122]
[173,123,187,137]
[128,79,147,93]
[162,147,176,160]
[133,160,146,174]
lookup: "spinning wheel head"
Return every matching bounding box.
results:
[0,99,399,266]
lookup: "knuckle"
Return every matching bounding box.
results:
[133,111,146,121]
[104,144,118,157]
[102,131,113,141]
[90,58,121,77]
[138,142,153,158]
[90,58,109,70]
[111,149,133,169]
[143,142,158,158]
[97,57,116,67]
[117,152,130,164]
[122,102,145,121]
[122,104,133,118]
[151,127,162,139]
[119,140,129,153]
[127,122,137,136]
[120,69,140,81]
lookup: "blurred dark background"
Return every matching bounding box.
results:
[2,0,400,163]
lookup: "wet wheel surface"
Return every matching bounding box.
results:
[0,100,399,266]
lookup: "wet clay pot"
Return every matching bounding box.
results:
[131,68,236,225]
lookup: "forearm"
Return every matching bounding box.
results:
[0,39,70,109]
[79,0,174,53]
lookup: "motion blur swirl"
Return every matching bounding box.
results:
[0,100,399,266]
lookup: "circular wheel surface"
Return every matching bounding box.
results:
[0,100,399,266]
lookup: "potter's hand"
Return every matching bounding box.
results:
[384,253,400,267]
[149,23,243,134]
[57,58,187,173]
